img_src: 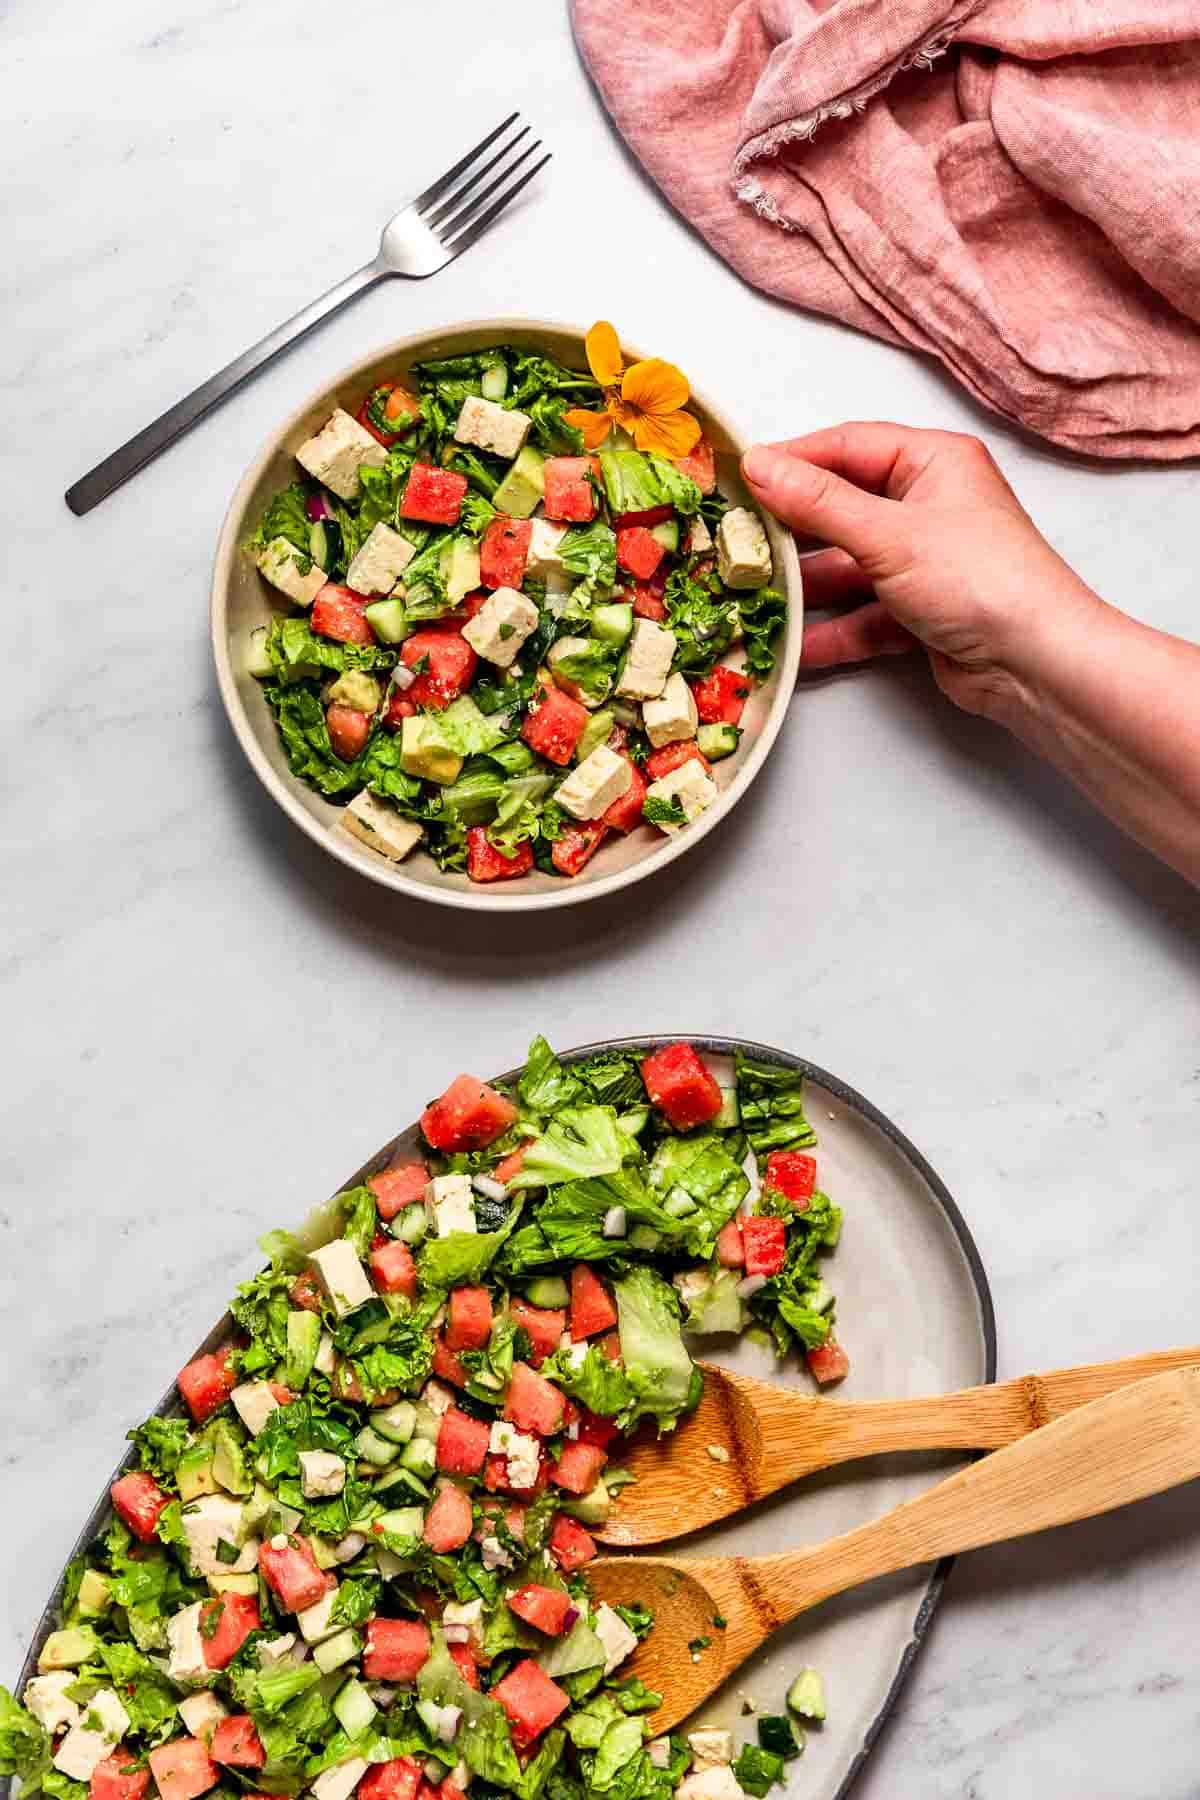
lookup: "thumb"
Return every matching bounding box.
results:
[742,445,900,570]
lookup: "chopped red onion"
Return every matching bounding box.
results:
[562,1606,580,1631]
[565,1421,580,1441]
[436,1706,463,1745]
[646,1741,671,1770]
[736,1275,768,1299]
[472,1174,508,1203]
[305,493,334,522]
[442,1624,470,1644]
[602,1205,628,1239]
[392,665,417,692]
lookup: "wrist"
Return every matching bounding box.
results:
[976,570,1110,740]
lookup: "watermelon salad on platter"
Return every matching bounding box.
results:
[0,1039,842,1800]
[241,330,786,884]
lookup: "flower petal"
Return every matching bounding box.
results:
[621,357,690,418]
[564,407,614,450]
[584,321,624,389]
[630,408,703,459]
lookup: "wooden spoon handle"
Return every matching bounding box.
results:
[754,1366,1200,1625]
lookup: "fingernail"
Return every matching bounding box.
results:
[743,447,770,485]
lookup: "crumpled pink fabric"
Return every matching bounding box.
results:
[571,0,1200,459]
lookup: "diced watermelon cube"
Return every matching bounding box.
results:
[614,506,672,529]
[493,1659,570,1748]
[436,1407,491,1476]
[289,1270,323,1312]
[422,1482,474,1553]
[147,1740,219,1800]
[716,1219,745,1268]
[764,1151,817,1207]
[258,1537,328,1614]
[431,1333,470,1387]
[616,527,666,581]
[481,517,533,589]
[673,436,717,494]
[596,1330,622,1362]
[91,1751,150,1800]
[210,1717,264,1770]
[807,1339,850,1386]
[629,573,668,621]
[543,457,601,523]
[388,628,477,715]
[446,1285,494,1352]
[356,383,422,449]
[601,755,646,834]
[521,685,590,766]
[551,824,608,878]
[422,1074,517,1153]
[110,1471,170,1544]
[448,1641,480,1689]
[200,1591,260,1670]
[494,1143,532,1186]
[326,704,371,762]
[570,1266,618,1341]
[549,1513,597,1572]
[178,1347,236,1424]
[364,1616,432,1681]
[742,1216,787,1277]
[509,1585,573,1636]
[575,1405,619,1449]
[641,1042,723,1130]
[504,1360,564,1435]
[311,584,377,647]
[690,665,753,725]
[483,1449,547,1498]
[550,1441,607,1495]
[643,741,710,782]
[359,1758,424,1800]
[370,1240,417,1298]
[401,462,467,525]
[369,1162,429,1220]
[269,1382,294,1407]
[466,827,534,884]
[510,1300,566,1367]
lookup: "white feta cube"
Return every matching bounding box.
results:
[616,619,676,701]
[673,1268,711,1307]
[257,1632,302,1669]
[424,1174,476,1238]
[296,409,386,503]
[488,1420,518,1456]
[677,1768,747,1800]
[346,522,416,596]
[52,1692,128,1784]
[297,1583,341,1644]
[644,759,719,835]
[504,1433,541,1491]
[311,1757,369,1800]
[421,1378,456,1417]
[647,1740,672,1771]
[256,536,327,608]
[555,745,632,822]
[525,518,568,581]
[687,516,713,556]
[341,791,424,864]
[299,1450,347,1499]
[181,1496,252,1577]
[642,672,698,748]
[593,1602,640,1675]
[167,1602,209,1683]
[443,1599,484,1648]
[687,1731,734,1769]
[178,1691,228,1741]
[462,587,539,669]
[309,1239,373,1317]
[715,508,772,590]
[315,1332,337,1376]
[480,1535,513,1572]
[454,395,532,462]
[23,1673,81,1736]
[232,1380,280,1438]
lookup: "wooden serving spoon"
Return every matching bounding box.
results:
[596,1346,1200,1546]
[587,1365,1200,1733]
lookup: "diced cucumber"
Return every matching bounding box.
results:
[786,1669,826,1722]
[480,362,509,402]
[617,1106,650,1137]
[525,1276,570,1309]
[650,519,679,553]
[246,625,273,680]
[332,1676,378,1738]
[411,1402,441,1443]
[286,1310,322,1391]
[758,1715,800,1759]
[416,1698,448,1738]
[356,1426,402,1466]
[563,1477,610,1526]
[696,722,739,761]
[208,1571,260,1596]
[663,1187,697,1218]
[393,1205,428,1246]
[592,603,633,647]
[376,1506,424,1540]
[310,519,343,571]
[575,708,616,765]
[805,1280,833,1314]
[372,1401,417,1445]
[376,1546,414,1579]
[490,740,536,776]
[313,1628,361,1675]
[364,598,409,644]
[627,1225,661,1252]
[714,1086,740,1130]
[310,1538,340,1571]
[400,1437,437,1478]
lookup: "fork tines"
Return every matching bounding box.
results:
[416,112,551,257]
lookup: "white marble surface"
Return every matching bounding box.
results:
[4,2,1200,1794]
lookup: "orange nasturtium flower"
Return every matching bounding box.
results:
[564,320,703,459]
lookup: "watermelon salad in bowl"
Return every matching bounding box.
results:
[0,1037,846,1800]
[211,320,803,909]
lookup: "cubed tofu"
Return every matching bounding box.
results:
[181,1496,254,1577]
[421,1378,456,1417]
[592,1602,640,1676]
[23,1673,81,1736]
[454,395,532,462]
[687,1731,734,1769]
[642,672,699,748]
[296,409,387,503]
[616,619,676,701]
[677,1768,747,1800]
[256,536,327,608]
[311,1757,369,1800]
[346,522,416,596]
[687,516,713,556]
[314,1332,337,1376]
[462,587,539,669]
[178,1692,228,1742]
[297,1583,341,1645]
[555,746,633,821]
[525,518,568,581]
[231,1381,280,1439]
[299,1451,346,1500]
[644,759,719,834]
[167,1603,209,1684]
[51,1692,128,1785]
[341,791,424,864]
[424,1174,476,1238]
[715,508,772,590]
[309,1239,373,1318]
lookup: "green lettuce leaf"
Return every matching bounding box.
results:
[559,524,617,597]
[125,1415,191,1480]
[597,449,701,518]
[339,1186,377,1259]
[267,617,396,682]
[540,1344,634,1419]
[519,1037,587,1116]
[94,1643,179,1743]
[0,1687,50,1787]
[612,1268,693,1431]
[735,585,787,679]
[247,482,313,558]
[418,1200,523,1293]
[732,1747,786,1797]
[508,1108,628,1190]
[418,1631,523,1790]
[734,1054,817,1159]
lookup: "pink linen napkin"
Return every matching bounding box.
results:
[571,0,1200,459]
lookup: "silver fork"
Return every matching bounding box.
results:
[65,115,550,516]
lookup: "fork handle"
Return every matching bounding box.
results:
[65,257,385,515]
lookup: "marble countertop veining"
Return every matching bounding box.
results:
[3,2,1200,1794]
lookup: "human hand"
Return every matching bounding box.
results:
[741,424,1102,725]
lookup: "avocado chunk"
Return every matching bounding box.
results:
[363,598,409,644]
[177,1440,217,1502]
[326,669,383,714]
[493,445,547,519]
[441,536,482,605]
[37,1626,99,1672]
[563,1476,610,1526]
[211,1419,253,1497]
[786,1669,826,1723]
[399,715,463,786]
[76,1569,113,1618]
[286,1310,323,1391]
